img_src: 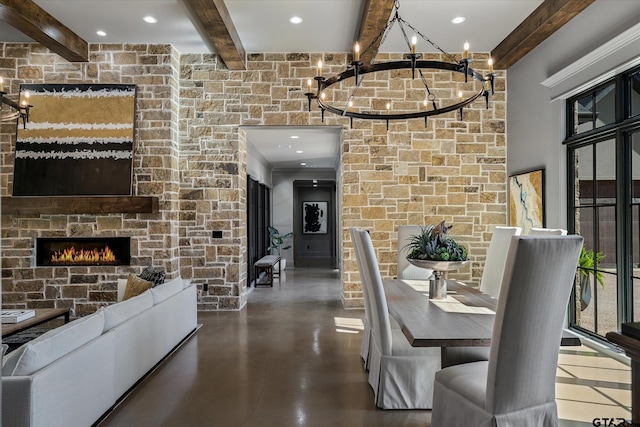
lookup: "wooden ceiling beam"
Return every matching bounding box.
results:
[181,0,246,70]
[357,0,395,64]
[491,0,595,69]
[0,0,88,62]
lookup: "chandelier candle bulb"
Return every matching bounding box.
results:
[354,42,360,61]
[386,102,391,113]
[307,79,312,92]
[488,58,494,73]
[411,36,417,54]
[463,42,469,59]
[317,60,322,76]
[0,77,3,92]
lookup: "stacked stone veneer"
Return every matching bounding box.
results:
[1,44,506,313]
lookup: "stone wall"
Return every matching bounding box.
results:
[0,43,180,316]
[0,44,506,313]
[177,51,506,309]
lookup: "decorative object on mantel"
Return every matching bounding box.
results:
[12,84,136,196]
[404,221,469,300]
[304,0,496,129]
[0,77,32,127]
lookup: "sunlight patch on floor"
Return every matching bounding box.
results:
[556,345,631,424]
[334,317,364,334]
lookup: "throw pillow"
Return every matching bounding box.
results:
[138,265,166,286]
[123,274,152,301]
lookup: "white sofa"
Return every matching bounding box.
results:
[2,277,197,427]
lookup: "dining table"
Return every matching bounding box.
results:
[383,278,581,349]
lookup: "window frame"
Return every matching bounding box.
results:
[565,65,640,340]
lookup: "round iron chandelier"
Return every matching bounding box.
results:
[304,0,496,129]
[0,78,32,127]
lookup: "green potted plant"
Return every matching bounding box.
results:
[267,226,292,270]
[405,221,468,262]
[578,246,605,311]
[404,221,468,300]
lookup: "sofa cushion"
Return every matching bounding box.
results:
[103,290,153,332]
[151,277,184,304]
[2,309,105,377]
[138,265,166,286]
[123,274,152,301]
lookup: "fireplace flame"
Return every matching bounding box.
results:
[51,245,116,264]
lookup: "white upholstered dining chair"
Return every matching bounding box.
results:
[441,226,521,368]
[351,227,401,371]
[529,227,567,235]
[479,226,522,299]
[431,235,583,426]
[397,225,432,280]
[354,228,441,409]
[349,227,373,370]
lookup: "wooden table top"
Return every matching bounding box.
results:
[2,308,70,338]
[383,279,581,348]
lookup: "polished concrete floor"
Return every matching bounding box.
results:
[99,267,630,427]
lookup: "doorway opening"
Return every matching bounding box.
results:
[293,180,337,268]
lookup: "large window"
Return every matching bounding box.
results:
[566,65,640,340]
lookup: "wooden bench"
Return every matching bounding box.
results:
[254,255,281,287]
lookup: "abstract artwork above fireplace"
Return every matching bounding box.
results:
[12,84,136,196]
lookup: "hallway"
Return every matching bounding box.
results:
[99,267,630,427]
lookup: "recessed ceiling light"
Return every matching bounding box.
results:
[300,162,307,166]
[143,16,158,24]
[96,30,107,37]
[290,135,300,139]
[296,150,304,154]
[278,144,292,149]
[451,16,466,24]
[313,184,318,187]
[289,16,303,24]
[312,180,318,183]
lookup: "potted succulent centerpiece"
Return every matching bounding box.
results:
[404,221,468,299]
[267,226,292,270]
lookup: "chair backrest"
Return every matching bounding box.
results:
[529,227,567,236]
[397,226,433,280]
[486,235,583,414]
[479,226,522,298]
[355,228,393,355]
[350,227,372,327]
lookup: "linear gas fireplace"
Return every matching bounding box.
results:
[36,237,131,267]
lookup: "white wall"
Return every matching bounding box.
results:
[507,0,640,228]
[271,169,337,267]
[247,142,272,187]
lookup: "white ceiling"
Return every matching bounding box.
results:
[0,0,545,171]
[244,126,342,170]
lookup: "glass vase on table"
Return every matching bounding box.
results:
[406,259,469,300]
